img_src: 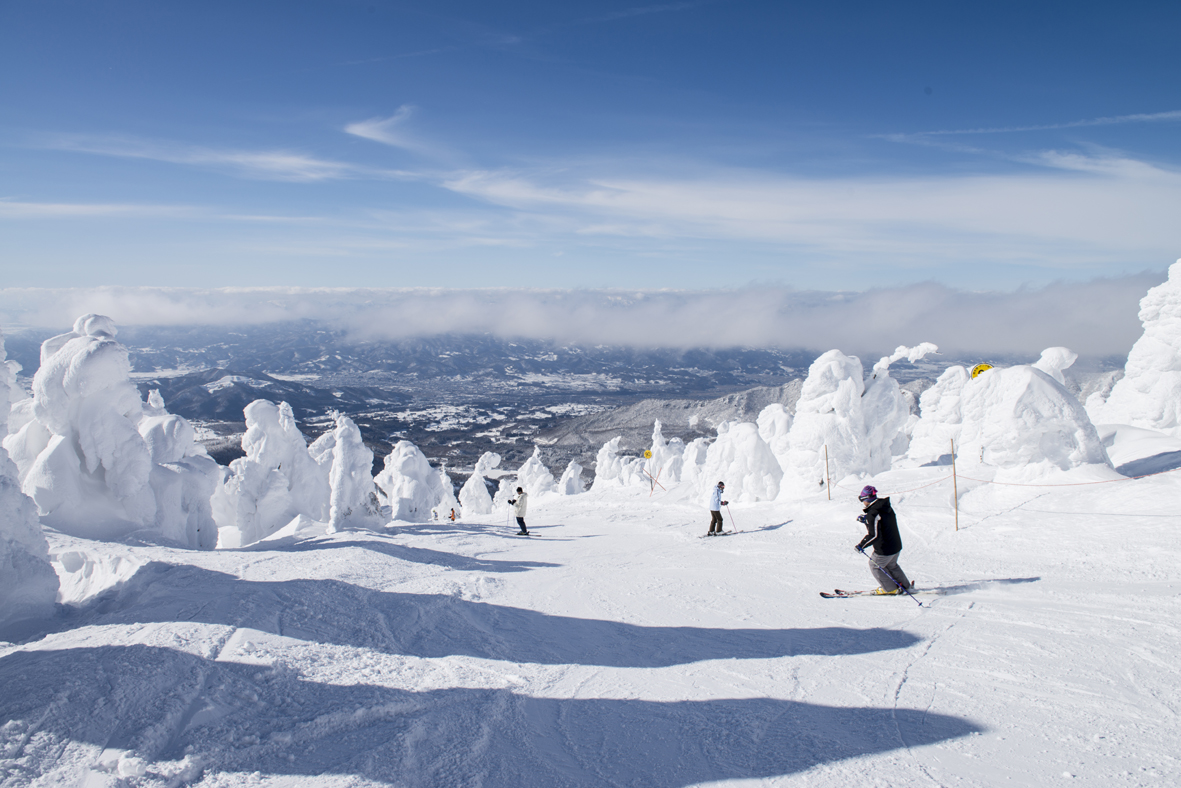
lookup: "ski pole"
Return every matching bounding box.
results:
[725,503,738,533]
[856,546,922,607]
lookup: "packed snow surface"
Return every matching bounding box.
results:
[3,463,1178,787]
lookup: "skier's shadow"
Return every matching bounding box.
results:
[54,562,922,667]
[930,577,1041,596]
[0,645,984,787]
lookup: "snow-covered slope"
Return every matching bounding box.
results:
[2,465,1176,787]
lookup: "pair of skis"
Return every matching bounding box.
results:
[820,588,898,598]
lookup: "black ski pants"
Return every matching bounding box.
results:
[708,510,724,533]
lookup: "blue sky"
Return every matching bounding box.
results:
[2,0,1179,292]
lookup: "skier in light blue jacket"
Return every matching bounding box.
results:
[706,481,728,536]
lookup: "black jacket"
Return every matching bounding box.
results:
[857,497,902,555]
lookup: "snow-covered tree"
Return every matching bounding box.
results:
[211,399,330,548]
[1089,259,1181,436]
[644,420,684,485]
[0,331,59,631]
[3,314,218,547]
[907,365,971,465]
[958,364,1110,478]
[459,451,500,515]
[591,436,645,489]
[516,446,557,496]
[375,439,458,522]
[558,459,585,495]
[699,421,782,503]
[309,414,382,533]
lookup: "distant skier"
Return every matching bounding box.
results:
[705,481,728,536]
[507,487,530,535]
[855,485,913,594]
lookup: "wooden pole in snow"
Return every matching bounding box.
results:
[824,444,831,501]
[951,438,959,531]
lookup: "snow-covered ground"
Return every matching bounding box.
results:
[3,463,1177,787]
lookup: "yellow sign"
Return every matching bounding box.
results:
[970,363,994,379]
[643,450,653,459]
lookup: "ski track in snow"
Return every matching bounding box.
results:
[2,469,1181,787]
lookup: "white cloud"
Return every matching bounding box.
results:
[892,109,1181,138]
[0,275,1164,358]
[39,134,413,182]
[0,200,198,219]
[344,106,453,161]
[439,152,1181,264]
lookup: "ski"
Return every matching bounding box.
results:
[700,531,737,538]
[820,587,928,598]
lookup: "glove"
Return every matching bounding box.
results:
[721,500,728,506]
[855,539,869,551]
[856,514,868,524]
[508,499,516,505]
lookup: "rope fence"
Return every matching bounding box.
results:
[827,438,1181,530]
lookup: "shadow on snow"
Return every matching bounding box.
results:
[47,562,921,667]
[260,536,563,573]
[0,645,983,787]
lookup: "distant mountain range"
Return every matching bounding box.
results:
[5,321,1116,475]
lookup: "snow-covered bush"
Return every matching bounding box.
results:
[1089,259,1181,436]
[211,399,330,548]
[699,421,782,503]
[459,451,500,515]
[375,440,458,522]
[3,314,218,547]
[308,414,382,532]
[957,364,1110,478]
[0,331,59,631]
[558,459,585,495]
[517,446,557,497]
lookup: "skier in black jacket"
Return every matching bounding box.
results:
[855,485,913,595]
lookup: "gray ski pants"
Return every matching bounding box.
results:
[868,551,910,592]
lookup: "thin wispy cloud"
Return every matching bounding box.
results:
[883,109,1181,140]
[441,152,1181,260]
[0,200,198,219]
[0,277,1161,358]
[38,134,416,182]
[344,106,454,161]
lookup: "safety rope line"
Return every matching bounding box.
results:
[834,463,1179,499]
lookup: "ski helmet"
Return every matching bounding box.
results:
[858,485,878,502]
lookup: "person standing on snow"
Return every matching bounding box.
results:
[855,485,913,594]
[508,487,530,536]
[706,481,728,536]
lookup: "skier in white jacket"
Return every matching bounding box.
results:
[706,481,728,536]
[508,487,530,536]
